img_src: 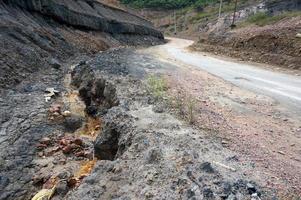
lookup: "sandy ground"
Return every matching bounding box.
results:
[140,38,301,196]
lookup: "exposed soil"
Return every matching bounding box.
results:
[146,43,301,198]
[1,2,300,199]
[1,40,300,199]
[192,16,301,70]
[65,48,270,200]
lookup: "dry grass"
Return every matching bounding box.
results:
[147,74,168,99]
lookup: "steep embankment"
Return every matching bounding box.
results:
[193,16,301,70]
[0,0,163,89]
[0,1,163,200]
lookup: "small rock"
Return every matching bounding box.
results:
[74,151,85,157]
[0,176,9,189]
[145,192,154,198]
[59,158,66,165]
[62,110,71,117]
[49,104,62,114]
[200,162,215,173]
[59,138,69,146]
[251,193,261,200]
[278,151,285,155]
[63,116,83,132]
[203,188,214,198]
[45,146,60,156]
[38,152,44,157]
[39,137,51,145]
[62,146,72,154]
[67,178,78,188]
[145,147,162,163]
[36,143,47,150]
[187,189,195,199]
[247,183,256,194]
[32,174,50,185]
[73,138,83,146]
[50,58,62,69]
[79,60,86,65]
[56,180,69,195]
[153,104,164,113]
[296,33,301,38]
[58,171,72,180]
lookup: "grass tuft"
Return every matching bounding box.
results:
[147,74,167,99]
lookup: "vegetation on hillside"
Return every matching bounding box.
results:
[240,11,301,26]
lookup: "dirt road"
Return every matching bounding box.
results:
[161,38,301,118]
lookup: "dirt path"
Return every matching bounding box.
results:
[140,38,301,197]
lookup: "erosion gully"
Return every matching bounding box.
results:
[32,61,101,199]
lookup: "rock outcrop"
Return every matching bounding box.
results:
[3,0,163,38]
[0,0,163,89]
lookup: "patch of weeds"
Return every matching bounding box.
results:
[170,91,198,125]
[147,75,198,125]
[147,74,167,99]
[171,92,185,115]
[186,95,197,124]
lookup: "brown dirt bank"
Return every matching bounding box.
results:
[192,16,301,70]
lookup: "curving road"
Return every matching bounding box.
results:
[158,37,301,116]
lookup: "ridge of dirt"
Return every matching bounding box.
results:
[192,16,301,70]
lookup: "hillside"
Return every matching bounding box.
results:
[129,0,301,69]
[1,1,301,200]
[0,0,163,89]
[0,1,164,199]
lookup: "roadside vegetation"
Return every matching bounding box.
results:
[147,74,197,124]
[147,74,168,98]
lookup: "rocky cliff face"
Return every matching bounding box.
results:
[0,0,163,89]
[4,0,163,38]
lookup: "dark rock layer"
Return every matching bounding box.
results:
[0,0,163,89]
[3,0,163,38]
